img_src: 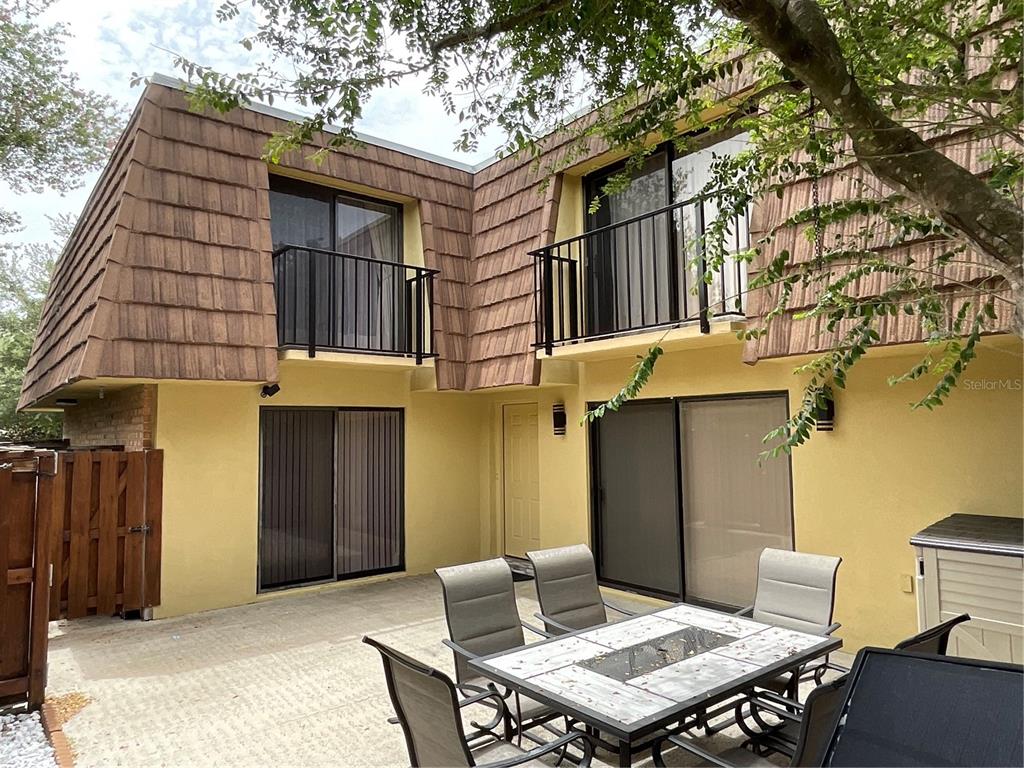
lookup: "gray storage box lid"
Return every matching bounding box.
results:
[910,513,1023,557]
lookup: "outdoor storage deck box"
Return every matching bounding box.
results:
[912,513,1023,663]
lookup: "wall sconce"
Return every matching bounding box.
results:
[552,402,567,436]
[814,393,835,431]
[260,383,281,399]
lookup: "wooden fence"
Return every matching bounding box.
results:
[50,450,163,620]
[0,449,163,709]
[0,452,55,708]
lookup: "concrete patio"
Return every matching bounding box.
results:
[46,574,832,767]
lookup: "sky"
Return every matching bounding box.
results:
[4,0,503,245]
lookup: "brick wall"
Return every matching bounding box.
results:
[63,385,156,450]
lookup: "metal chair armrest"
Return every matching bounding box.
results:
[520,620,552,638]
[749,689,805,714]
[442,637,479,660]
[479,728,594,768]
[652,734,737,768]
[824,621,841,635]
[458,689,507,711]
[602,599,636,617]
[534,612,576,635]
[732,604,754,617]
[746,694,802,723]
[390,688,506,726]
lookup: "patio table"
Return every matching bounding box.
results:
[468,602,842,766]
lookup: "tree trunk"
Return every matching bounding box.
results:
[716,0,1024,334]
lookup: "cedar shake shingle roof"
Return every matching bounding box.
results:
[20,82,475,408]
[742,127,1017,363]
[22,63,1011,406]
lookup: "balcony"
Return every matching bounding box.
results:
[272,245,437,363]
[532,194,749,354]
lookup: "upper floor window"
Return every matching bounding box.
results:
[268,176,430,357]
[269,177,403,263]
[579,133,750,336]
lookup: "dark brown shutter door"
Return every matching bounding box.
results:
[336,409,404,576]
[593,400,683,597]
[259,409,335,589]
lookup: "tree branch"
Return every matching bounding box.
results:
[430,0,572,53]
[715,0,1023,334]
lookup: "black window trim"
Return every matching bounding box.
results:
[587,390,796,609]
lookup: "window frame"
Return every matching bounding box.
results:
[268,174,404,263]
[587,391,796,609]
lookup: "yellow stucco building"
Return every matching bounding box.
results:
[19,77,1023,655]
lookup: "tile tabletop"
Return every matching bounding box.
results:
[470,602,841,737]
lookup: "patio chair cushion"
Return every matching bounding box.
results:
[527,545,608,633]
[437,559,527,683]
[752,548,841,635]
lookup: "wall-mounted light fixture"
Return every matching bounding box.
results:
[814,393,835,431]
[552,402,567,436]
[260,383,281,399]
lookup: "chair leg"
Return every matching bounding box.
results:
[652,738,667,768]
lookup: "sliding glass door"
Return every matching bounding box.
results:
[259,407,405,591]
[269,177,406,353]
[589,393,793,606]
[592,400,682,596]
[678,396,793,606]
[585,153,674,335]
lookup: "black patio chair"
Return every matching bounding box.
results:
[364,635,594,767]
[737,612,973,759]
[894,612,970,655]
[652,676,848,768]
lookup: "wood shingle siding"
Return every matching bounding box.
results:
[20,82,475,407]
[21,60,1013,405]
[743,125,1017,363]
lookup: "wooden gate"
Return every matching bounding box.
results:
[49,450,163,620]
[0,452,56,708]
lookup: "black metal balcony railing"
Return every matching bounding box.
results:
[272,245,437,363]
[531,194,749,353]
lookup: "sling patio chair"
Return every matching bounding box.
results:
[894,612,970,655]
[738,612,973,760]
[364,635,595,768]
[526,544,636,635]
[436,558,565,745]
[734,548,843,700]
[653,675,848,768]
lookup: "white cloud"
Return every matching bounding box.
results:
[4,0,503,245]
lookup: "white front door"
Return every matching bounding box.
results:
[503,404,540,558]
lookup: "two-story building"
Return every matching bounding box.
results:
[19,74,1022,652]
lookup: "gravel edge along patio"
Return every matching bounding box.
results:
[46,574,841,767]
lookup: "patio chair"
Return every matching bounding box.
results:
[526,544,635,635]
[363,635,595,767]
[735,613,972,758]
[436,559,561,742]
[894,612,970,655]
[652,676,848,768]
[735,548,842,698]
